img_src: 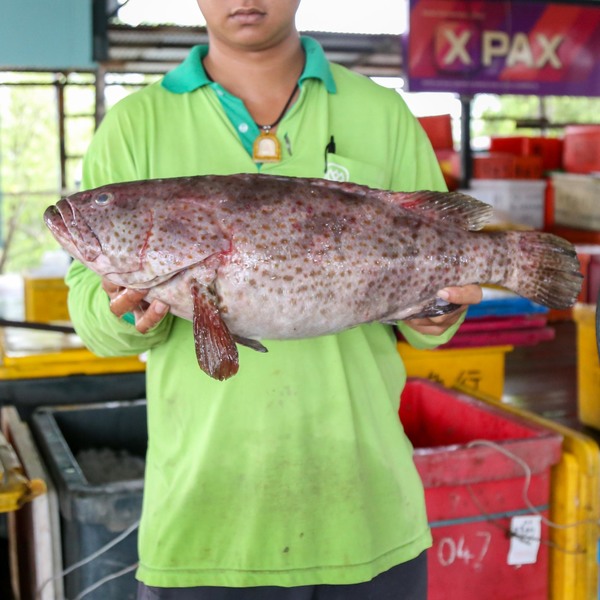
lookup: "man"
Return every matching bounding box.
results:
[66,1,482,598]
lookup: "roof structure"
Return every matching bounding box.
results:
[103,24,404,78]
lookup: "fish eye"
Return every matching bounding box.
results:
[94,192,113,206]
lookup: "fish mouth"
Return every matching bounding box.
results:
[44,199,102,263]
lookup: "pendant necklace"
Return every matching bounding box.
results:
[251,84,298,163]
[203,62,297,163]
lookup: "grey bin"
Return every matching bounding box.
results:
[31,400,148,600]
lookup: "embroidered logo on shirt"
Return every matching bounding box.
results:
[324,163,350,182]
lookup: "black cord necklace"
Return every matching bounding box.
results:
[203,62,297,163]
[252,83,298,163]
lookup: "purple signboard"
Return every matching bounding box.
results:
[405,0,600,96]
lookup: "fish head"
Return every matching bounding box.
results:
[44,183,154,281]
[45,178,233,289]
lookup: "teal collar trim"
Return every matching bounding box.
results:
[162,36,336,94]
[162,45,210,93]
[299,36,336,93]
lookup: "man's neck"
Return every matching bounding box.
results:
[203,34,305,127]
[204,33,303,93]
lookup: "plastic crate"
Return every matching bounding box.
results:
[0,347,145,380]
[572,304,600,430]
[525,138,563,172]
[455,386,600,600]
[23,277,70,323]
[400,379,563,600]
[552,173,600,231]
[471,153,544,180]
[397,342,512,400]
[545,224,600,246]
[31,401,147,600]
[472,152,516,179]
[563,125,600,174]
[418,114,453,150]
[0,327,146,380]
[490,136,563,172]
[466,179,547,229]
[466,295,548,319]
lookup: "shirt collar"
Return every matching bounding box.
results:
[162,36,336,94]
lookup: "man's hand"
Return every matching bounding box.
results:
[404,284,483,337]
[102,278,169,333]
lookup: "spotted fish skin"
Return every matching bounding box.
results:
[44,173,582,379]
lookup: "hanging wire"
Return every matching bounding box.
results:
[465,439,599,556]
[36,519,140,600]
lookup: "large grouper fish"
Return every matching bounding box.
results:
[44,173,582,380]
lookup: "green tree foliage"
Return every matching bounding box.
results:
[0,84,62,273]
[475,95,600,139]
[0,75,98,274]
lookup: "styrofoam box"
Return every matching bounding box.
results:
[464,179,547,229]
[552,173,600,231]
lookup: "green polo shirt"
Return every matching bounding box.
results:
[66,37,458,589]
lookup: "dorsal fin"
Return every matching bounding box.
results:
[383,190,493,231]
[305,179,492,232]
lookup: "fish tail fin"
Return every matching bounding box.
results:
[510,231,583,309]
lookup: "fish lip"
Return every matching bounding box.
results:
[45,199,102,263]
[44,203,75,251]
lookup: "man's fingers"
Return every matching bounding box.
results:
[101,279,122,296]
[109,287,149,317]
[437,284,483,306]
[133,300,170,333]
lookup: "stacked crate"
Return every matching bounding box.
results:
[417,114,460,191]
[465,135,562,230]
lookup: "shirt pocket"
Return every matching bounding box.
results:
[324,153,387,189]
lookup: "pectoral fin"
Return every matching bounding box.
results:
[234,335,268,353]
[191,283,239,380]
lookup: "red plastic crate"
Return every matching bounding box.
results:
[563,125,600,174]
[489,136,526,156]
[490,136,563,172]
[545,224,600,245]
[471,153,543,180]
[513,155,544,179]
[418,114,454,150]
[472,152,516,179]
[525,137,563,172]
[399,379,563,600]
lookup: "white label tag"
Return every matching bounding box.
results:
[507,515,542,565]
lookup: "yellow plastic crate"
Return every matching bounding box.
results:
[397,342,513,400]
[0,327,145,380]
[23,277,70,323]
[458,386,600,600]
[573,304,600,429]
[0,348,145,380]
